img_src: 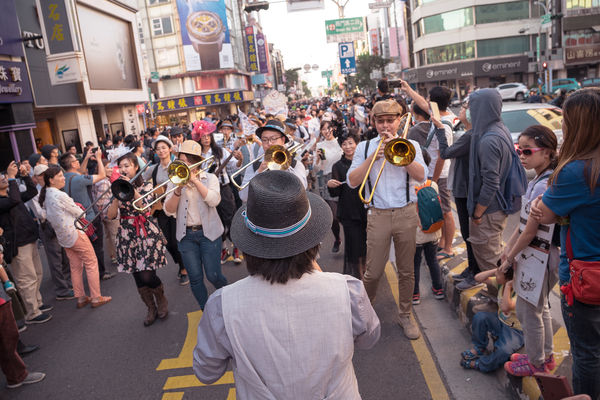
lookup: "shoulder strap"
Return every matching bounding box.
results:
[406,171,410,204]
[152,164,159,186]
[424,123,435,149]
[566,226,574,261]
[66,175,75,198]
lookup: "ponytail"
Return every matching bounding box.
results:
[39,186,48,208]
[38,165,63,208]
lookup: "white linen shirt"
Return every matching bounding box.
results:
[347,136,426,209]
[44,187,84,248]
[315,138,343,175]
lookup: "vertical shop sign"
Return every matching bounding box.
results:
[245,26,259,72]
[37,0,76,54]
[256,31,269,74]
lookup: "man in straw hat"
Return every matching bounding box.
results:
[193,171,380,399]
[239,119,307,202]
[347,99,427,340]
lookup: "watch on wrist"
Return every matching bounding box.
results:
[186,11,225,71]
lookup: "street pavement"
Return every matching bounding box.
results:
[1,215,520,400]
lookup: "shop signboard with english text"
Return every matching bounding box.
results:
[175,0,234,71]
[0,61,34,104]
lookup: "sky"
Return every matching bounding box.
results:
[258,0,372,90]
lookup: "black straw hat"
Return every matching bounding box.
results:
[230,170,332,259]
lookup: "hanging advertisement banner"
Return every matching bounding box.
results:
[175,0,234,71]
[389,27,410,69]
[256,31,270,74]
[244,26,259,72]
[369,28,380,56]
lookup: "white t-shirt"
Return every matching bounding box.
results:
[427,113,454,179]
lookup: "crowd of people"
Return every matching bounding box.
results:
[0,80,598,400]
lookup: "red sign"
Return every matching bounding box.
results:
[136,104,145,114]
[370,29,379,56]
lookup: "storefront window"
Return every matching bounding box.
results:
[477,36,530,58]
[566,0,600,9]
[426,41,475,64]
[475,1,529,24]
[417,8,474,37]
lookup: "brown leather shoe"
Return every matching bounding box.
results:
[398,315,421,340]
[91,296,112,308]
[76,296,91,309]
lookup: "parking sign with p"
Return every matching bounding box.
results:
[339,42,356,75]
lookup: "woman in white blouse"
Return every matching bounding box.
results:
[39,166,112,309]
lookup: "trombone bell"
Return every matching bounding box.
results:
[265,145,291,171]
[384,138,416,166]
[111,179,135,202]
[168,161,191,185]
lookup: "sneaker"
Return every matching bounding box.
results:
[456,276,485,291]
[179,274,189,286]
[101,272,116,280]
[233,248,242,264]
[332,240,341,253]
[56,290,75,300]
[25,313,52,325]
[398,315,420,340]
[412,293,421,305]
[432,287,445,300]
[509,353,556,371]
[451,268,472,282]
[39,304,53,312]
[6,372,46,389]
[3,281,16,295]
[17,342,40,357]
[17,323,27,333]
[504,358,546,376]
[221,249,229,264]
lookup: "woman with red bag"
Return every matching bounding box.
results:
[39,166,112,309]
[531,88,600,399]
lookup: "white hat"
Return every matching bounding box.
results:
[33,164,48,176]
[153,135,174,150]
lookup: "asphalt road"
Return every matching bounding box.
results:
[2,213,520,400]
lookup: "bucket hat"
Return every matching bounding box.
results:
[255,119,289,143]
[178,140,202,157]
[230,170,332,259]
[153,135,173,149]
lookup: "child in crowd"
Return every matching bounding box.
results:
[500,125,559,376]
[460,266,523,372]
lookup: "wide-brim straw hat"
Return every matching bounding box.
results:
[230,170,332,259]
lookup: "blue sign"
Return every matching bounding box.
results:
[339,42,356,74]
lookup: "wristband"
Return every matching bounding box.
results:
[472,215,482,220]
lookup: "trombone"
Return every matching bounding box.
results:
[358,113,415,204]
[132,156,215,212]
[74,162,151,231]
[230,141,303,191]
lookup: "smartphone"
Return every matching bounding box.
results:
[430,102,440,120]
[318,148,326,160]
[91,147,98,153]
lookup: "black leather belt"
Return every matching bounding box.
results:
[186,225,203,231]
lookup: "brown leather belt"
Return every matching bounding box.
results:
[186,225,203,231]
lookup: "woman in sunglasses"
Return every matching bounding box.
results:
[499,125,559,377]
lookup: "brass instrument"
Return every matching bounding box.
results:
[74,162,151,231]
[230,141,303,190]
[358,113,415,204]
[132,156,215,212]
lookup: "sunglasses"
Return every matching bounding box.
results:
[516,147,544,156]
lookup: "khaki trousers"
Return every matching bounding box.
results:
[364,204,418,316]
[103,218,119,259]
[64,231,101,299]
[10,242,44,320]
[468,211,507,271]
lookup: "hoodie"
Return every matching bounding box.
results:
[467,89,514,216]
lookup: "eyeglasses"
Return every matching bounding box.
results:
[262,135,284,144]
[516,147,544,156]
[461,102,469,109]
[375,117,398,125]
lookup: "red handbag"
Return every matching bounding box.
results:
[561,227,600,306]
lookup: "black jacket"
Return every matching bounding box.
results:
[327,157,367,223]
[0,177,39,263]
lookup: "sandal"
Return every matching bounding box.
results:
[91,296,112,308]
[460,359,480,370]
[437,251,455,261]
[461,348,484,361]
[76,297,91,309]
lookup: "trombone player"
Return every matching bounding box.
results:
[239,119,307,202]
[163,141,226,310]
[347,99,426,340]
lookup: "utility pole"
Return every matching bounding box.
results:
[331,0,350,18]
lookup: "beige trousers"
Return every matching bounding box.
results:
[10,242,44,320]
[468,211,508,271]
[363,204,418,316]
[102,218,119,259]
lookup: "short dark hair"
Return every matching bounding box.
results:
[339,130,360,147]
[429,86,452,111]
[244,244,320,284]
[117,153,144,187]
[377,79,389,94]
[59,153,76,170]
[85,141,93,147]
[412,103,430,120]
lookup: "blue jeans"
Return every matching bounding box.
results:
[178,228,227,310]
[471,311,524,373]
[560,281,600,399]
[414,240,443,294]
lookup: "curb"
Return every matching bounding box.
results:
[439,237,573,400]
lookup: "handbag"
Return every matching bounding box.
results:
[561,227,600,306]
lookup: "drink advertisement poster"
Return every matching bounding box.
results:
[175,0,234,71]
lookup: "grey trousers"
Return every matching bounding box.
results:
[40,222,72,296]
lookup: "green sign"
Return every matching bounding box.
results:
[325,17,365,43]
[321,70,333,78]
[541,13,551,29]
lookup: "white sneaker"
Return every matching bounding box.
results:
[6,372,46,389]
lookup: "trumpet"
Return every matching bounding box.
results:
[358,113,415,204]
[132,156,215,212]
[74,162,151,231]
[230,141,303,191]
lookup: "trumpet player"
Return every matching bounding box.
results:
[163,141,227,310]
[347,99,427,341]
[239,119,307,202]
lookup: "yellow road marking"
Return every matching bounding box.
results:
[384,262,450,400]
[157,310,203,370]
[450,260,468,276]
[227,388,236,399]
[161,392,184,400]
[163,372,235,390]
